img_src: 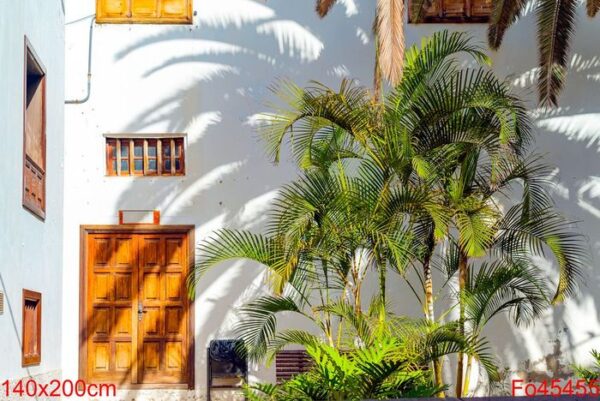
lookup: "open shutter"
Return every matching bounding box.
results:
[442,0,466,17]
[471,0,492,16]
[131,0,159,19]
[23,39,46,219]
[97,0,192,23]
[97,0,129,20]
[161,0,190,20]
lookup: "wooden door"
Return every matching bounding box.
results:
[83,228,193,387]
[138,234,189,384]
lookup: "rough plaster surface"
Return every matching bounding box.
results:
[59,0,600,398]
[0,0,64,383]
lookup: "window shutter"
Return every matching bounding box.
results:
[161,0,189,20]
[22,290,42,367]
[416,0,441,18]
[442,0,466,17]
[23,39,46,220]
[24,78,45,169]
[132,0,159,18]
[97,0,129,19]
[471,0,492,16]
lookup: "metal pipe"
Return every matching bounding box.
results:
[65,16,95,104]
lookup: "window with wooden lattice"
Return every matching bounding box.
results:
[23,37,46,220]
[106,137,185,176]
[408,0,492,23]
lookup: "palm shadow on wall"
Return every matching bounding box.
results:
[70,0,372,398]
[455,4,600,393]
[73,0,600,396]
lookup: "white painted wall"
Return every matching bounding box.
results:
[0,0,65,382]
[63,0,600,396]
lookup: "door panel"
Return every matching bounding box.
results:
[87,234,137,383]
[85,230,191,386]
[139,234,188,384]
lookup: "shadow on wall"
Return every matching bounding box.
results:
[111,0,373,391]
[452,4,600,395]
[66,0,373,398]
[67,0,600,397]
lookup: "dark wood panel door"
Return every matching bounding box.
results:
[84,229,191,387]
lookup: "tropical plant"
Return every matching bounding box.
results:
[243,338,441,401]
[253,29,586,395]
[189,30,587,397]
[411,0,600,107]
[574,349,600,381]
[315,0,404,97]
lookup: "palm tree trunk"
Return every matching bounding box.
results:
[462,355,474,396]
[422,234,445,397]
[373,12,383,102]
[378,262,386,323]
[456,249,468,397]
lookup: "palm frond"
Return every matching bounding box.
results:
[376,0,405,85]
[496,205,588,303]
[189,229,289,296]
[588,0,600,17]
[316,0,337,18]
[488,0,527,49]
[537,0,577,107]
[464,260,549,328]
[235,296,308,361]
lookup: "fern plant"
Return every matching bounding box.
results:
[244,339,442,401]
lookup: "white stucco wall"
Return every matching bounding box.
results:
[0,0,65,382]
[63,0,600,397]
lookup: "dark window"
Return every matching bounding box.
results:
[23,37,46,220]
[106,137,185,176]
[22,290,42,366]
[408,0,492,23]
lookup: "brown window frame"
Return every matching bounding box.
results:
[23,37,47,220]
[96,0,193,25]
[408,0,491,23]
[22,289,42,367]
[106,137,185,177]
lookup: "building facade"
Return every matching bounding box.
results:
[1,0,600,400]
[0,0,65,391]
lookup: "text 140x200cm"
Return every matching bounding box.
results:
[1,379,116,398]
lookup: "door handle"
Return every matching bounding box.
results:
[138,302,144,321]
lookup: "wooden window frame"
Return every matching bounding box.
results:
[22,37,47,220]
[106,137,185,177]
[96,0,193,25]
[407,0,491,23]
[22,289,42,367]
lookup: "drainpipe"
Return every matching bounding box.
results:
[65,16,95,104]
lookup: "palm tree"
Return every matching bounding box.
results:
[315,0,404,97]
[411,0,600,106]
[254,30,587,394]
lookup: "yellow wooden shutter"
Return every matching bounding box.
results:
[97,0,129,20]
[131,0,159,18]
[161,0,191,22]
